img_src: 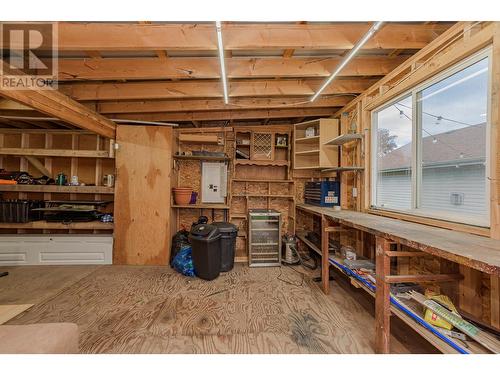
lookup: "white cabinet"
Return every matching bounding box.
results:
[0,235,113,265]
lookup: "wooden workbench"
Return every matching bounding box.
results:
[296,203,500,353]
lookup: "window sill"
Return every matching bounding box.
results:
[366,207,491,237]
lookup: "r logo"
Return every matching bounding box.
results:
[0,22,57,90]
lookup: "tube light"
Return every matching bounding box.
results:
[215,21,229,104]
[310,21,385,102]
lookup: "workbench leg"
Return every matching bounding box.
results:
[321,215,330,295]
[375,236,391,354]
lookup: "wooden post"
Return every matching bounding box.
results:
[375,236,391,354]
[321,215,330,295]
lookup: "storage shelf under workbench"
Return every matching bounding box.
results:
[0,221,114,230]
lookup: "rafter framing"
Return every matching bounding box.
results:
[110,107,338,122]
[59,78,375,101]
[95,96,353,114]
[0,62,116,138]
[48,22,451,51]
[55,55,407,81]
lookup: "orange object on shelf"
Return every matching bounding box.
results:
[0,179,17,185]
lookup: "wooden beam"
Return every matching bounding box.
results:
[384,274,463,283]
[491,22,500,240]
[155,50,168,59]
[110,107,338,122]
[0,99,32,111]
[375,236,391,354]
[0,148,111,158]
[85,51,102,59]
[385,251,427,257]
[321,216,330,294]
[55,56,407,81]
[365,22,494,111]
[23,156,52,177]
[335,22,492,117]
[96,96,353,114]
[51,22,451,51]
[0,62,116,138]
[59,78,375,101]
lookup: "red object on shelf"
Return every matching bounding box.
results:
[0,179,17,185]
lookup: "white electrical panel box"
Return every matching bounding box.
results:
[201,162,227,203]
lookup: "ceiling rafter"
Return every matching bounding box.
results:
[55,55,408,81]
[59,78,375,101]
[48,22,451,51]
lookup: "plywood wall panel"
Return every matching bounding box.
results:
[113,125,172,265]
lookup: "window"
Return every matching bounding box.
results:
[374,95,413,210]
[372,50,490,227]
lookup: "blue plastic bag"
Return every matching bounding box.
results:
[172,246,195,277]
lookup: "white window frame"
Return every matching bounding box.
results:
[371,47,492,227]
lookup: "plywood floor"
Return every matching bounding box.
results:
[0,264,435,354]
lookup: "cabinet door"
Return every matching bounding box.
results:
[251,132,274,160]
[114,125,172,265]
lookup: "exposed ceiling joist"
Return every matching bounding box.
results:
[55,55,407,81]
[94,96,352,114]
[51,22,450,51]
[110,107,338,122]
[0,62,116,138]
[59,78,375,101]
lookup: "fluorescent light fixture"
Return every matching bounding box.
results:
[310,21,384,102]
[215,21,229,104]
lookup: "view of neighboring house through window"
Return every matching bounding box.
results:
[372,50,490,227]
[374,95,413,210]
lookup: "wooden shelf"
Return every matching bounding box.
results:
[294,118,339,171]
[0,148,112,158]
[324,133,363,146]
[232,179,294,183]
[178,134,220,144]
[296,230,336,257]
[233,194,294,198]
[295,149,320,155]
[235,159,289,167]
[172,204,230,209]
[230,214,247,219]
[173,155,229,162]
[0,185,114,194]
[321,166,364,172]
[0,221,114,230]
[294,166,323,170]
[295,136,320,143]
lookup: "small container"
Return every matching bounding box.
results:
[71,175,79,186]
[341,245,357,261]
[103,174,115,187]
[189,191,198,204]
[56,172,67,186]
[305,126,316,138]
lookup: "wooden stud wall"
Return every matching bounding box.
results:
[0,129,115,235]
[330,21,500,330]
